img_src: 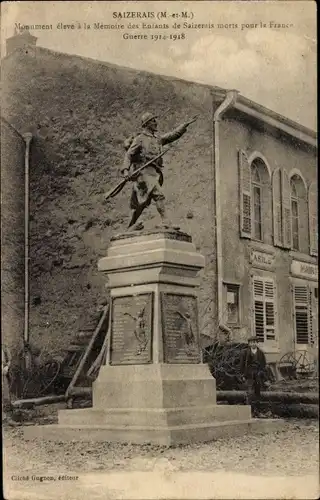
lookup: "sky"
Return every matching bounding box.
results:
[2,1,317,129]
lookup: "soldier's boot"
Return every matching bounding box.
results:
[127,209,144,231]
[156,199,180,230]
[128,220,144,231]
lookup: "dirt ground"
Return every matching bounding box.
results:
[3,419,319,499]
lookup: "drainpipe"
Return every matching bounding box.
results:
[212,90,239,338]
[22,132,32,352]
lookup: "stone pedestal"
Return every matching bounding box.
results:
[24,230,284,444]
[100,229,205,367]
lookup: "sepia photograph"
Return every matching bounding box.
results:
[1,1,318,499]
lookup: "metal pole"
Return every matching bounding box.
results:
[22,133,32,352]
[212,91,239,340]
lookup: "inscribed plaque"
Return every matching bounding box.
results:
[110,293,153,365]
[161,293,201,364]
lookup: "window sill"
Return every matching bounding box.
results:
[294,344,314,349]
[273,243,291,251]
[250,241,275,254]
[290,251,318,264]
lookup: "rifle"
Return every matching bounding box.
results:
[104,147,171,201]
[104,115,199,201]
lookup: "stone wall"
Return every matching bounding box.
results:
[1,118,26,350]
[2,49,218,353]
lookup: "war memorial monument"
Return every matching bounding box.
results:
[24,112,283,444]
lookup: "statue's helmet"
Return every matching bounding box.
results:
[141,112,157,127]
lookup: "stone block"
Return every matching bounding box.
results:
[92,364,217,409]
[58,404,251,427]
[23,419,286,446]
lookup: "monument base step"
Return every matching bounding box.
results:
[58,404,251,427]
[23,419,285,446]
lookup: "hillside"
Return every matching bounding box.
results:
[2,48,219,354]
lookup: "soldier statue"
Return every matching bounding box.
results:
[121,112,197,231]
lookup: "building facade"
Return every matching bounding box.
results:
[215,97,318,363]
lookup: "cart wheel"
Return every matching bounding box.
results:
[294,351,316,378]
[278,351,316,380]
[38,360,61,395]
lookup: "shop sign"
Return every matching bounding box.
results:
[291,260,318,281]
[250,250,275,268]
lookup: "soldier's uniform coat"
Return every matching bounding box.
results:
[122,124,188,210]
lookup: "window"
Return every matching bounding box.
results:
[289,174,308,253]
[272,168,292,248]
[239,150,252,238]
[308,182,318,256]
[252,166,262,240]
[291,182,299,250]
[272,168,283,245]
[273,170,311,252]
[239,151,271,242]
[252,277,276,342]
[293,285,313,345]
[224,283,240,324]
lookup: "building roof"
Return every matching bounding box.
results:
[233,93,317,147]
[6,30,37,42]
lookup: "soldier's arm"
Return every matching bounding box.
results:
[120,136,142,176]
[159,123,189,146]
[160,116,198,145]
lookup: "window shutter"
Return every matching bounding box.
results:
[308,288,314,345]
[253,278,264,342]
[281,169,292,249]
[265,279,276,341]
[239,150,252,238]
[253,277,276,342]
[310,287,318,347]
[293,285,310,344]
[272,168,282,246]
[308,182,318,256]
